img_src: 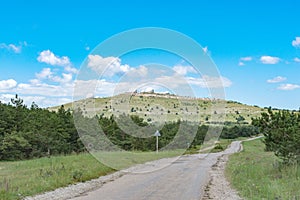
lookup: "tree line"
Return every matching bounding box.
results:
[0,95,259,161]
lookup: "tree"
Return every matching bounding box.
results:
[0,132,32,160]
[236,115,245,124]
[252,108,300,164]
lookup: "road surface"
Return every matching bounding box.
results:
[71,141,243,200]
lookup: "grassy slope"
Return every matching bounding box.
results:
[226,138,300,200]
[49,93,265,124]
[0,151,181,200]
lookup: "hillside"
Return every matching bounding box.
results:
[49,92,265,125]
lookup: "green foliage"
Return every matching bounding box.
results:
[0,132,31,160]
[252,108,300,164]
[0,95,83,161]
[220,125,259,139]
[0,95,261,161]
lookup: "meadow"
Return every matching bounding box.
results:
[0,150,183,200]
[50,93,265,124]
[226,138,300,199]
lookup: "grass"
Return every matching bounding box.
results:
[226,138,300,199]
[0,150,182,200]
[50,93,265,124]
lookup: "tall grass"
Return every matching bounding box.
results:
[226,138,300,199]
[0,151,181,200]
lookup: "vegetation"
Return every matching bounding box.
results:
[0,151,182,200]
[0,95,260,161]
[51,93,265,124]
[0,94,261,199]
[253,108,300,164]
[226,138,300,199]
[0,95,83,161]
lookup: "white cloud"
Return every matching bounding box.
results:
[292,37,300,48]
[0,94,72,108]
[37,50,78,73]
[15,82,71,96]
[64,65,78,74]
[153,75,231,89]
[87,55,131,77]
[140,87,155,93]
[189,75,232,88]
[277,84,300,91]
[239,56,252,66]
[294,57,300,63]
[51,73,73,84]
[38,50,70,66]
[0,79,18,90]
[74,79,116,98]
[36,68,52,79]
[35,68,72,84]
[0,42,26,53]
[267,76,287,83]
[240,57,252,61]
[129,65,148,77]
[238,62,245,66]
[260,56,280,64]
[173,65,197,75]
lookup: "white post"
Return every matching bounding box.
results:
[156,135,158,154]
[154,130,161,154]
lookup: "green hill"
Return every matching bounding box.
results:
[49,92,265,125]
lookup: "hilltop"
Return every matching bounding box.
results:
[49,92,265,125]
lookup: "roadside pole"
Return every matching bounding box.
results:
[154,130,161,153]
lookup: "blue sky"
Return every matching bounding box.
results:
[0,0,300,109]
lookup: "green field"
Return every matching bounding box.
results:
[226,138,300,199]
[50,93,265,124]
[0,150,182,200]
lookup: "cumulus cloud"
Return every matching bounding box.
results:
[0,94,72,108]
[260,56,280,64]
[0,79,18,90]
[188,75,232,88]
[129,65,148,77]
[87,55,131,77]
[267,76,287,83]
[153,75,231,89]
[38,50,70,66]
[74,79,116,98]
[294,57,300,63]
[0,42,26,53]
[36,68,52,79]
[15,82,74,97]
[292,37,300,48]
[2,53,233,107]
[173,65,197,75]
[277,84,300,91]
[51,73,73,84]
[35,68,73,84]
[37,50,78,73]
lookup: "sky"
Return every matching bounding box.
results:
[0,0,300,109]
